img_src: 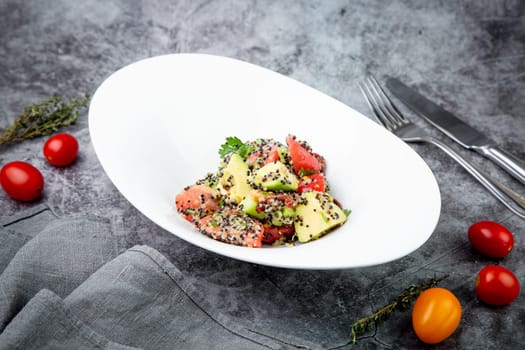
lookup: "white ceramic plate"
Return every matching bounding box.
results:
[89,53,441,269]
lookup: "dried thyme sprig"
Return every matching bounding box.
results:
[350,274,449,344]
[0,93,89,145]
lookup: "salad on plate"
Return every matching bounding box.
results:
[175,135,350,248]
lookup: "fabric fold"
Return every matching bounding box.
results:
[0,289,140,350]
[64,245,279,349]
[0,214,131,331]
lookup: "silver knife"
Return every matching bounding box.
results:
[386,77,525,186]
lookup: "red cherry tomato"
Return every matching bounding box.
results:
[286,135,320,175]
[468,221,514,258]
[412,287,462,344]
[0,161,44,201]
[43,133,79,166]
[475,265,520,305]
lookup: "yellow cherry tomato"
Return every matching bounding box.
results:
[412,287,462,344]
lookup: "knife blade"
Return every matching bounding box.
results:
[385,76,525,186]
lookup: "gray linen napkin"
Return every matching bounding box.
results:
[0,208,288,349]
[0,289,139,350]
[63,245,276,349]
[0,205,56,274]
[0,210,130,331]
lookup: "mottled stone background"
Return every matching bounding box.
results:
[1,1,524,349]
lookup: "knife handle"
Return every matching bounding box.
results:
[477,146,525,186]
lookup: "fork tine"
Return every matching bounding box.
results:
[367,75,408,126]
[359,79,396,130]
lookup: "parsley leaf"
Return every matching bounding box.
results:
[218,136,254,159]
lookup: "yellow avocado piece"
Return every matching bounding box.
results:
[218,153,253,203]
[294,191,347,243]
[253,161,298,192]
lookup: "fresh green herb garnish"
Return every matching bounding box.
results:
[218,136,255,159]
[0,93,89,145]
[350,274,448,344]
[343,209,352,217]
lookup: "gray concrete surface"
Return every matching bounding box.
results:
[1,1,524,349]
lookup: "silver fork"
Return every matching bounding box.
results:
[359,75,525,219]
